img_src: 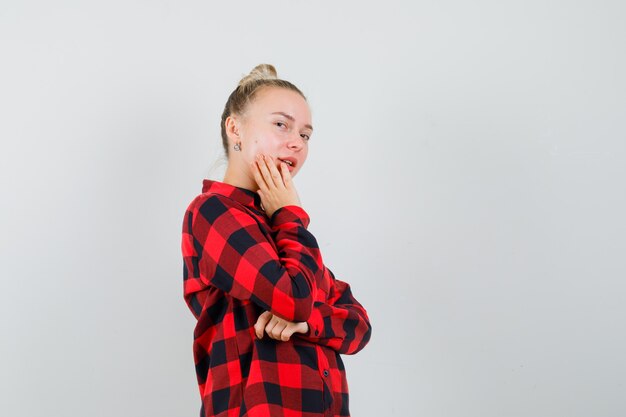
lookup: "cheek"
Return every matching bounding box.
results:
[244,128,282,156]
[245,141,274,161]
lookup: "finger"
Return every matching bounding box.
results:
[265,156,287,189]
[271,322,287,340]
[297,322,309,335]
[251,158,269,190]
[280,326,295,342]
[264,318,278,336]
[254,154,273,188]
[279,160,293,186]
[254,311,272,339]
[259,155,281,189]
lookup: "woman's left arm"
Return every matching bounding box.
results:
[255,267,372,354]
[297,267,372,355]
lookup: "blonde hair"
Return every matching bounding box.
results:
[219,64,306,157]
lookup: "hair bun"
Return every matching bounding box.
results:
[238,64,278,88]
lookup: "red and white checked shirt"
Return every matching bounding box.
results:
[181,179,372,417]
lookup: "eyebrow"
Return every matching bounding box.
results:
[271,112,314,131]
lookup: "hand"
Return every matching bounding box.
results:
[254,311,309,342]
[251,154,301,218]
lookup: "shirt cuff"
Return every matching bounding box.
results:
[305,303,324,338]
[270,205,310,229]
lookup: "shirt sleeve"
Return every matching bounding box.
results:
[182,194,324,323]
[298,267,372,355]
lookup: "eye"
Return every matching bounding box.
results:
[301,133,311,141]
[275,121,287,129]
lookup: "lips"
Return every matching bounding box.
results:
[277,157,297,168]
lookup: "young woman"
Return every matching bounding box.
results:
[181,64,372,417]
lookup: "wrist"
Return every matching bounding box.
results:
[270,205,310,228]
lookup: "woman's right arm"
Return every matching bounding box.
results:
[182,193,324,323]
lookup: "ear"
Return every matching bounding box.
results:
[224,115,241,142]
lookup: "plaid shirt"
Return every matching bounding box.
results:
[181,179,372,417]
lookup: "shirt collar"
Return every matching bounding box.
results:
[202,179,263,211]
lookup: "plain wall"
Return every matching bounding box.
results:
[1,1,625,416]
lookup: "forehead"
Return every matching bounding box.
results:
[250,87,311,122]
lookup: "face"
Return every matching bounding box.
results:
[228,87,313,178]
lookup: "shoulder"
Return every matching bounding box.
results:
[186,192,256,227]
[186,192,238,212]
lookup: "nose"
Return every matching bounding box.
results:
[286,132,305,151]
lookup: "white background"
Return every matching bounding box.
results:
[1,1,625,416]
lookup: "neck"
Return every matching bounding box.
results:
[222,162,258,192]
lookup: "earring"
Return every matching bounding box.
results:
[233,142,241,151]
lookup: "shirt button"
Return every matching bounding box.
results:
[323,369,329,377]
